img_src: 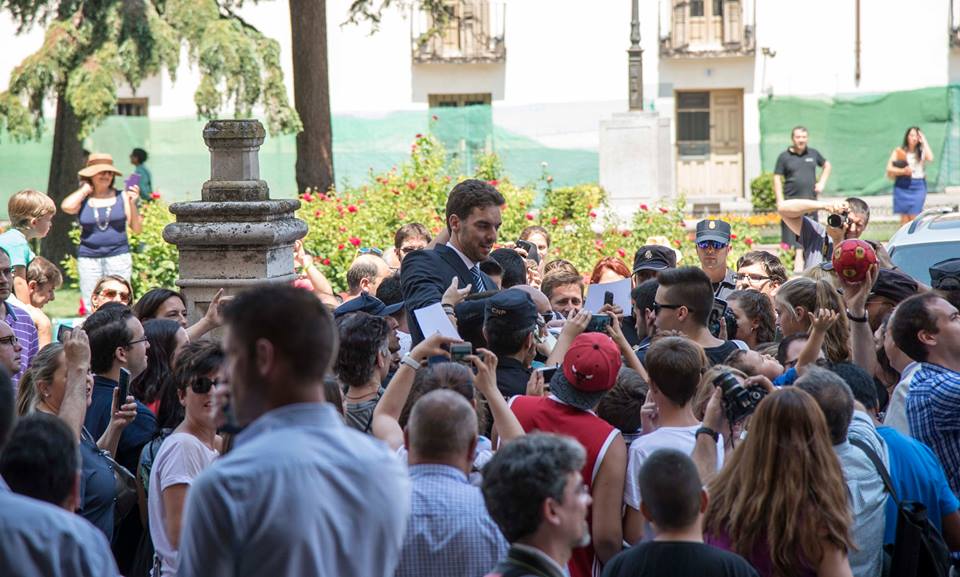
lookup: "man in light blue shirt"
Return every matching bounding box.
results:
[178,286,410,577]
[797,368,887,577]
[0,370,118,577]
[396,389,508,577]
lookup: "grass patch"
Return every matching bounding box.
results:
[46,288,83,322]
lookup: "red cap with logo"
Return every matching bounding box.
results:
[561,333,622,393]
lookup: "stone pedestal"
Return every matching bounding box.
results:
[163,120,308,324]
[599,111,674,217]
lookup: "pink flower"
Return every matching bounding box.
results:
[525,212,534,221]
[550,217,559,225]
[349,237,361,247]
[589,210,597,218]
[780,242,790,250]
[659,207,669,214]
[745,237,754,246]
[622,230,631,237]
[150,192,161,200]
[302,192,314,202]
[406,182,416,190]
[639,203,649,211]
[338,243,345,250]
[617,248,626,257]
[339,226,347,233]
[347,205,358,213]
[489,179,499,187]
[314,210,322,218]
[322,258,331,266]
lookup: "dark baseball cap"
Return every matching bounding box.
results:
[333,293,403,318]
[869,268,918,304]
[632,245,677,274]
[484,289,538,332]
[930,258,960,290]
[695,219,731,244]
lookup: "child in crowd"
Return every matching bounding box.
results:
[0,189,56,303]
[597,367,649,447]
[20,258,62,347]
[726,309,837,386]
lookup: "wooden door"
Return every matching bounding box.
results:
[709,89,743,196]
[675,89,743,197]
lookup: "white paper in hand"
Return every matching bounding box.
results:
[584,277,633,313]
[414,302,461,339]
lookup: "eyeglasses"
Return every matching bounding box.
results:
[734,272,771,283]
[126,336,149,347]
[399,245,422,255]
[0,335,19,347]
[357,247,383,256]
[652,302,684,315]
[99,288,131,303]
[191,377,220,394]
[696,240,729,251]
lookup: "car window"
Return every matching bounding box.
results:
[889,242,959,284]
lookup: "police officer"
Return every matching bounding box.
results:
[695,219,736,300]
[482,289,540,398]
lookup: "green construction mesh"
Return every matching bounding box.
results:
[759,86,953,196]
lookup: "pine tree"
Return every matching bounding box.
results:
[0,0,301,266]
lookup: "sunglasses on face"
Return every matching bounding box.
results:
[734,272,771,283]
[99,288,131,303]
[191,377,220,395]
[697,240,729,250]
[652,302,683,315]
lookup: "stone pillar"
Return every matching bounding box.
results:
[599,112,674,216]
[163,120,308,324]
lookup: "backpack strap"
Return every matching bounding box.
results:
[850,437,901,505]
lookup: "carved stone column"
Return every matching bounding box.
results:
[163,120,308,324]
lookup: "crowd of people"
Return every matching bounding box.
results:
[0,169,959,577]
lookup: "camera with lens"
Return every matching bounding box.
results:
[826,212,849,229]
[713,371,767,424]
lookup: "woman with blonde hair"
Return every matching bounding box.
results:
[705,387,854,577]
[775,277,850,364]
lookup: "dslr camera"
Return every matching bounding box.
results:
[826,211,849,229]
[713,371,767,424]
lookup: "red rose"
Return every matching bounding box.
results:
[349,237,361,247]
[525,213,534,221]
[338,244,345,250]
[639,203,649,211]
[659,207,669,214]
[392,189,400,195]
[406,182,416,190]
[339,226,347,233]
[617,248,626,257]
[150,192,161,200]
[415,133,423,139]
[322,258,331,266]
[622,230,631,237]
[302,193,314,202]
[550,217,558,225]
[347,205,358,213]
[730,233,738,240]
[745,237,754,246]
[314,210,321,218]
[674,240,682,247]
[589,211,597,218]
[489,179,499,187]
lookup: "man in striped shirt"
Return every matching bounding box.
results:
[891,293,960,495]
[0,250,38,389]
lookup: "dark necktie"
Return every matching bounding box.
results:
[470,264,486,292]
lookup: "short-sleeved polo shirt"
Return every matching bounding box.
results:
[774,147,826,199]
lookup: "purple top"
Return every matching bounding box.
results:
[4,301,38,390]
[706,529,816,577]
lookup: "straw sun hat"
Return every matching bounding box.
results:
[78,153,123,179]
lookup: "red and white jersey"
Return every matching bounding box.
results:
[509,395,620,577]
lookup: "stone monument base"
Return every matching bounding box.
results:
[599,111,674,218]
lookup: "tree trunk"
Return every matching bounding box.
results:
[290,0,334,194]
[42,90,85,273]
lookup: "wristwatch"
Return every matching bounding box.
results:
[846,309,868,323]
[400,354,422,371]
[695,426,719,443]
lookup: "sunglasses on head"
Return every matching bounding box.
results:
[697,240,728,250]
[357,247,383,256]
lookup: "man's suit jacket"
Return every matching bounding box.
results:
[400,244,496,344]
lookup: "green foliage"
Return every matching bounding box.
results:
[62,199,179,299]
[750,172,776,213]
[0,0,301,141]
[298,135,775,292]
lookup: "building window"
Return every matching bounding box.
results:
[428,93,493,107]
[114,98,148,117]
[677,92,710,157]
[690,0,704,17]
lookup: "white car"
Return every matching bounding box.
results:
[886,207,960,284]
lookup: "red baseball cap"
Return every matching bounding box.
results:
[561,333,622,393]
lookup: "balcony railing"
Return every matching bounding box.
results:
[411,0,506,64]
[660,0,755,58]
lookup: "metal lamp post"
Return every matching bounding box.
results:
[628,0,643,111]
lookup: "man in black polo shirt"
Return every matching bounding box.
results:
[482,289,539,398]
[774,126,832,271]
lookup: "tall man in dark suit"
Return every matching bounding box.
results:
[401,179,503,344]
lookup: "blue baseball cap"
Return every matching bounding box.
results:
[334,293,403,318]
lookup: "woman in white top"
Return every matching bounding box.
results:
[148,341,224,577]
[887,126,934,224]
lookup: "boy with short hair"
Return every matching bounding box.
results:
[0,189,56,303]
[602,450,758,577]
[622,336,723,544]
[23,257,63,346]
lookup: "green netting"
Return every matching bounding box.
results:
[759,86,953,196]
[0,105,597,218]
